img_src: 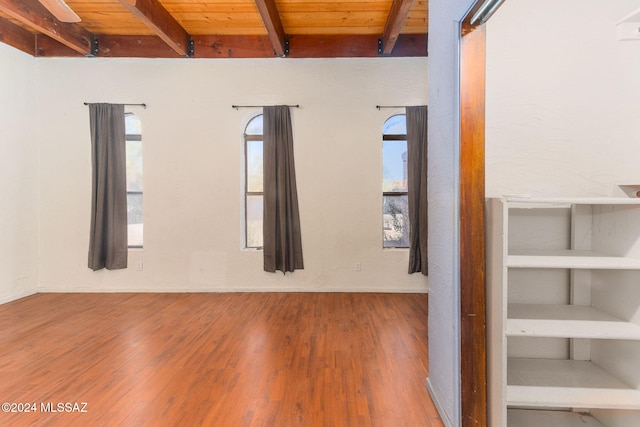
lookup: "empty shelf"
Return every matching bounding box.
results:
[507,409,605,427]
[507,304,640,340]
[507,250,640,269]
[505,197,640,205]
[507,358,640,410]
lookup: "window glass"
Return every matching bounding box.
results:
[382,114,409,248]
[382,141,408,192]
[126,113,143,248]
[245,114,263,135]
[125,114,142,135]
[382,114,407,135]
[246,195,264,248]
[246,140,263,193]
[245,114,263,249]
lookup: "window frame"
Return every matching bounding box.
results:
[125,112,143,249]
[382,114,409,249]
[244,114,264,250]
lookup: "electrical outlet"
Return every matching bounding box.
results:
[136,261,144,271]
[355,262,361,271]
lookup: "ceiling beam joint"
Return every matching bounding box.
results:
[88,36,99,57]
[187,38,194,57]
[119,0,191,57]
[279,39,289,57]
[254,0,287,57]
[380,0,416,55]
[0,0,93,55]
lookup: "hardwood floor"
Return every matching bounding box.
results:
[0,293,443,427]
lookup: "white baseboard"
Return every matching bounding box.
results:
[36,286,428,294]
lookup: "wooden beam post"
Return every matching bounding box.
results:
[459,23,487,427]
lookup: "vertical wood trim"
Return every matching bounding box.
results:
[459,24,487,427]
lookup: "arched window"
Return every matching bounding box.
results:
[244,114,263,249]
[382,114,409,248]
[125,113,143,248]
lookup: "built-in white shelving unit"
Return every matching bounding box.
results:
[487,197,640,426]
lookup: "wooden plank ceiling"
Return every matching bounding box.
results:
[0,0,428,58]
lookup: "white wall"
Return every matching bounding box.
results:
[486,0,640,198]
[426,0,476,426]
[32,57,429,292]
[0,43,39,304]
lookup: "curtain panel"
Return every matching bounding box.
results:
[263,105,304,273]
[87,103,128,270]
[407,106,428,275]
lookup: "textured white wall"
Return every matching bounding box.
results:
[486,0,640,198]
[32,57,429,292]
[426,0,476,426]
[0,44,39,304]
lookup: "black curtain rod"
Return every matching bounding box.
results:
[376,105,410,110]
[84,102,147,108]
[232,104,300,110]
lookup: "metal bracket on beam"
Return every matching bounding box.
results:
[275,39,289,57]
[86,37,99,57]
[377,38,383,55]
[187,38,195,57]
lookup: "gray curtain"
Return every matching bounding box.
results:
[407,106,428,275]
[87,103,128,270]
[263,105,304,273]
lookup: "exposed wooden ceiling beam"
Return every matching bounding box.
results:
[380,0,416,55]
[0,0,93,55]
[254,0,286,57]
[0,16,35,56]
[35,34,82,56]
[119,0,191,57]
[30,34,427,59]
[288,34,427,58]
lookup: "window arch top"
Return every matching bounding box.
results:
[125,113,142,135]
[245,114,264,135]
[383,114,407,135]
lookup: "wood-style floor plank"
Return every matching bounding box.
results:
[0,292,443,426]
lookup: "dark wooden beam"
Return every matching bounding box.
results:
[12,33,428,59]
[288,34,427,58]
[194,34,427,58]
[34,34,88,57]
[119,0,191,57]
[194,35,276,58]
[254,0,286,57]
[0,16,35,55]
[380,0,416,55]
[459,24,487,427]
[97,35,181,58]
[0,0,92,55]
